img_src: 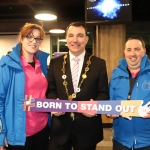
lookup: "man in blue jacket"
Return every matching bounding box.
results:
[107,36,150,150]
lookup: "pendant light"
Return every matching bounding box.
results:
[34,11,57,21]
[49,28,65,34]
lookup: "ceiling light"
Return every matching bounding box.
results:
[35,11,57,21]
[49,29,65,34]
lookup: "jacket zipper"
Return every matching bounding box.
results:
[134,136,136,144]
[134,80,138,146]
[134,80,138,99]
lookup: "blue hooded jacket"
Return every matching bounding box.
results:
[0,43,50,146]
[109,55,150,149]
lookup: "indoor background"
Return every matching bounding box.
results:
[1,1,150,149]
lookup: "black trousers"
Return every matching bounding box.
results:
[49,121,96,150]
[49,138,96,150]
[6,124,49,150]
[113,140,150,150]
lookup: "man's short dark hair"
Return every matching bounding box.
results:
[126,36,145,48]
[66,22,87,36]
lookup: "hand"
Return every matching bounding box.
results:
[4,138,8,148]
[82,99,97,118]
[51,98,65,117]
[106,114,119,119]
[143,111,150,118]
[51,112,65,116]
[0,146,5,150]
[0,138,8,150]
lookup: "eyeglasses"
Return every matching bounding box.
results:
[25,35,43,43]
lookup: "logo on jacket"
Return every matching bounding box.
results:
[0,118,6,134]
[142,80,150,90]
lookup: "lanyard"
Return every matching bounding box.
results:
[127,68,137,100]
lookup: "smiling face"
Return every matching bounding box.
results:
[66,25,89,56]
[20,29,41,61]
[124,39,146,71]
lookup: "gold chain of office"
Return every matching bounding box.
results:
[61,53,94,101]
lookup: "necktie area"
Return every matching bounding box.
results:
[71,57,79,92]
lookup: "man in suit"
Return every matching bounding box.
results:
[47,22,109,150]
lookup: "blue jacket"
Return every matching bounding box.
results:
[0,43,50,146]
[109,55,150,149]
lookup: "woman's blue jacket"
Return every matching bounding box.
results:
[0,43,50,146]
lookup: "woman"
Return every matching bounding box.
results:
[0,23,50,150]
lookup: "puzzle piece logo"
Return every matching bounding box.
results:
[138,101,150,117]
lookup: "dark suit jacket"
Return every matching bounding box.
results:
[47,52,109,147]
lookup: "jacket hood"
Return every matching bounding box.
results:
[0,43,22,69]
[0,43,49,71]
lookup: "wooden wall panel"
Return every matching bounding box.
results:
[98,24,126,80]
[93,24,126,123]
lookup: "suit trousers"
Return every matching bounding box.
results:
[49,121,96,150]
[113,140,150,150]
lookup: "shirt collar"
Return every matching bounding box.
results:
[69,51,85,61]
[20,56,40,67]
[131,70,140,78]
